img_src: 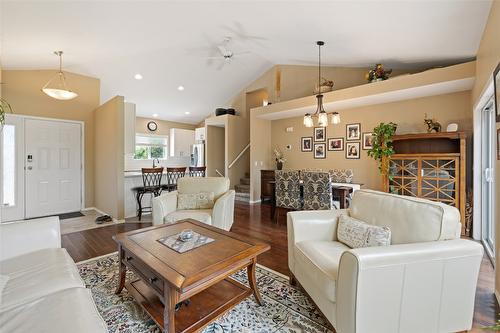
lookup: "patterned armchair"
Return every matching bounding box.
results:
[302,171,333,210]
[274,170,301,222]
[329,169,354,183]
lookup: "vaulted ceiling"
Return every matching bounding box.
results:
[1,0,492,124]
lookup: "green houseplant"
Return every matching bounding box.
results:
[0,98,13,127]
[367,122,398,192]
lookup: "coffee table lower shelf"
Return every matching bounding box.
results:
[126,278,252,333]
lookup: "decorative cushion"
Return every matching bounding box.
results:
[177,192,214,210]
[275,170,302,210]
[337,214,391,248]
[329,169,354,183]
[177,177,229,200]
[302,171,332,210]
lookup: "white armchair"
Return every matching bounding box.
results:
[287,190,483,333]
[152,177,235,231]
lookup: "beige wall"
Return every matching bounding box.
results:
[135,116,196,135]
[94,96,125,219]
[471,0,500,300]
[206,125,225,177]
[271,91,472,190]
[1,70,100,207]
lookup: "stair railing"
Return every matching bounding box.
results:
[215,169,224,177]
[228,143,250,170]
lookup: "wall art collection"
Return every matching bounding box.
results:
[301,124,373,159]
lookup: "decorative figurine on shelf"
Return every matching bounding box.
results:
[424,114,442,133]
[366,64,392,82]
[314,77,334,94]
[273,146,286,170]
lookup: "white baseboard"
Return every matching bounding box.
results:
[249,199,261,204]
[83,207,121,223]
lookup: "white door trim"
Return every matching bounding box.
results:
[8,114,85,214]
[472,80,494,241]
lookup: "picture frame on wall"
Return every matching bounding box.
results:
[301,137,313,152]
[327,138,344,151]
[346,123,361,141]
[314,143,326,159]
[362,132,374,150]
[494,62,500,122]
[346,142,360,159]
[314,127,326,141]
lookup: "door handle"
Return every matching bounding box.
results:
[27,166,33,170]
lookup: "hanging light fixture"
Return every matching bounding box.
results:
[303,41,340,127]
[42,51,78,100]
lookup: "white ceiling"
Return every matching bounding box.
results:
[1,0,492,124]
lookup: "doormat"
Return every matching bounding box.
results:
[58,211,85,220]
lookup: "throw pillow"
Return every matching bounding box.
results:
[177,192,215,210]
[337,214,391,248]
[0,275,9,295]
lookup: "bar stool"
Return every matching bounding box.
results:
[189,166,206,177]
[161,167,187,192]
[132,167,163,221]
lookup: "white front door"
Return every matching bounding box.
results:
[1,115,25,222]
[25,118,82,218]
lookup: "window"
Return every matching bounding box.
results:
[2,124,16,206]
[134,134,168,160]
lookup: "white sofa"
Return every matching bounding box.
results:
[152,177,235,231]
[0,217,108,333]
[287,189,483,333]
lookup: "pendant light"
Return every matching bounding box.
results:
[303,41,340,127]
[42,51,78,100]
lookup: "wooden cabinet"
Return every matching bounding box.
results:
[169,128,195,157]
[260,170,275,203]
[387,132,467,234]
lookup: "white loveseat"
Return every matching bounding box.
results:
[287,189,483,333]
[0,217,107,333]
[152,177,235,231]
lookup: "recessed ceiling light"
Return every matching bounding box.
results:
[185,111,190,115]
[134,74,143,80]
[177,85,185,91]
[152,113,158,118]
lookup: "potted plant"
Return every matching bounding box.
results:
[0,98,13,128]
[367,122,398,192]
[273,147,286,170]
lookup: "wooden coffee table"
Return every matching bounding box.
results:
[113,219,270,333]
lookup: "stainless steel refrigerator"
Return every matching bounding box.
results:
[190,143,205,167]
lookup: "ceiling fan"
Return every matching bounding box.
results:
[206,37,250,70]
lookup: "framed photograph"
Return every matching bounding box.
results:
[494,62,500,122]
[314,127,326,142]
[346,142,360,159]
[314,143,326,159]
[346,123,361,141]
[362,132,374,150]
[327,138,344,151]
[497,128,500,160]
[301,137,313,152]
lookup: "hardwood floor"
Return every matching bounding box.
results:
[62,202,498,330]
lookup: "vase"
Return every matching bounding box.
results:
[276,161,283,170]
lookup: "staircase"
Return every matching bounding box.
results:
[234,173,251,203]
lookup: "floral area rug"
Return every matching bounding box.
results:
[77,253,334,333]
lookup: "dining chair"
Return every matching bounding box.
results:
[132,167,164,221]
[274,170,301,223]
[162,167,187,192]
[302,171,333,210]
[189,166,206,177]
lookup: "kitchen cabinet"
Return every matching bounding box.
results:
[169,128,195,157]
[195,127,206,141]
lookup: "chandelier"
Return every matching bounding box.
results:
[303,41,340,127]
[42,51,78,100]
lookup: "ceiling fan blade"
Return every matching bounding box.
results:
[217,45,228,56]
[216,61,226,71]
[232,51,251,56]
